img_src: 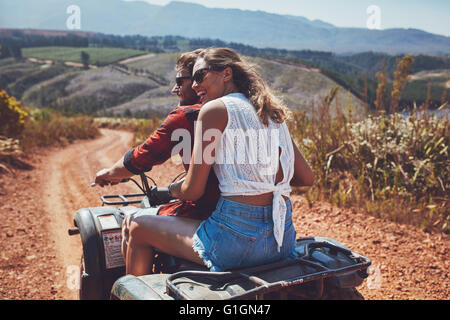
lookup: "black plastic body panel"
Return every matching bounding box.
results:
[73,206,126,299]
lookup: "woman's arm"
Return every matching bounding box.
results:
[169,100,228,201]
[290,138,314,187]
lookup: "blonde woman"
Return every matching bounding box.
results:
[125,48,314,275]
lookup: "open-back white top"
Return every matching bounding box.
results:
[213,93,295,251]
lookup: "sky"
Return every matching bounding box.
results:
[125,0,450,37]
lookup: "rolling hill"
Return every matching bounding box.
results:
[0,50,366,118]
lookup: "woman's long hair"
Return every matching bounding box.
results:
[197,47,291,126]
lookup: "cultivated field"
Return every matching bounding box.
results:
[22,47,147,66]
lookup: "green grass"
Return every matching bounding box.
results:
[22,47,148,66]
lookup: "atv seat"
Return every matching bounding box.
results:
[111,237,370,300]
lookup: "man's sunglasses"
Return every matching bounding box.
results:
[192,65,227,84]
[175,76,192,87]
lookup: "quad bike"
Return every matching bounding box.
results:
[69,173,371,300]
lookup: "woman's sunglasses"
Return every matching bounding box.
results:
[175,76,192,87]
[192,65,227,84]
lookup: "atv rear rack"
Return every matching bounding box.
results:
[165,239,371,300]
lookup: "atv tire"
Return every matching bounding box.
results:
[78,254,104,300]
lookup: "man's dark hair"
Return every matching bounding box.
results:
[176,48,204,74]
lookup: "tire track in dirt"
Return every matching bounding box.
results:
[41,129,184,299]
[40,129,135,299]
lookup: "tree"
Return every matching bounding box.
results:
[81,51,90,69]
[440,88,447,107]
[375,60,388,114]
[123,109,132,118]
[390,55,413,113]
[10,44,22,59]
[0,44,22,60]
[362,75,369,115]
[425,81,431,110]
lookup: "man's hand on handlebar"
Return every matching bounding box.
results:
[94,168,131,187]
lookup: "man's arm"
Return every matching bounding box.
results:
[95,106,199,187]
[124,107,197,173]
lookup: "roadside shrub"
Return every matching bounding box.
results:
[19,108,100,151]
[288,95,449,233]
[0,90,100,172]
[94,116,162,147]
[0,88,29,137]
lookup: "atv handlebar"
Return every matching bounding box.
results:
[90,178,130,188]
[99,173,176,207]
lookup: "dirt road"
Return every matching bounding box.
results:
[0,129,448,299]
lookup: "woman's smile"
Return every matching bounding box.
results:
[196,88,208,104]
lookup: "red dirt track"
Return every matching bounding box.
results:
[0,129,448,299]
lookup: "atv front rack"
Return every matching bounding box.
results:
[101,193,146,206]
[100,173,174,207]
[165,238,371,300]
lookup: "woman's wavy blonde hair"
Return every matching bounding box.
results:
[197,47,291,126]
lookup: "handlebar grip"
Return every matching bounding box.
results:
[144,186,175,206]
[152,187,174,203]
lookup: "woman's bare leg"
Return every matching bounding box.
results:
[126,215,205,276]
[125,240,155,275]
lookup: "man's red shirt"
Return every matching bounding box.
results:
[123,104,220,220]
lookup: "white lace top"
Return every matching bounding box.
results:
[213,93,295,251]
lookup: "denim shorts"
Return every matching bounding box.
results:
[192,196,297,272]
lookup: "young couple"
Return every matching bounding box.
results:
[95,47,314,275]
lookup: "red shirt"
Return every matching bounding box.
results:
[123,104,220,220]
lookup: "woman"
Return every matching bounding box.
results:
[125,48,314,275]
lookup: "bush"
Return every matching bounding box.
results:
[0,91,100,173]
[347,111,448,201]
[0,88,29,137]
[94,116,162,147]
[19,108,100,151]
[288,88,449,233]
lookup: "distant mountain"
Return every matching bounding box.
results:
[1,0,449,55]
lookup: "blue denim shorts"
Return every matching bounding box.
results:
[193,196,297,272]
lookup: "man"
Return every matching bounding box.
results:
[94,49,220,257]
